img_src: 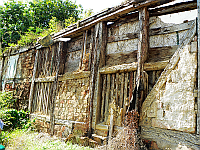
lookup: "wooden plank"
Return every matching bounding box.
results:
[101,75,106,122]
[29,50,39,112]
[79,32,86,70]
[116,73,119,105]
[50,42,62,136]
[141,126,200,150]
[129,72,133,103]
[120,73,124,108]
[111,74,115,104]
[99,22,107,68]
[123,72,129,118]
[197,0,200,135]
[88,27,94,71]
[108,108,114,143]
[35,71,91,82]
[105,74,111,122]
[99,60,169,74]
[137,6,149,89]
[88,23,99,137]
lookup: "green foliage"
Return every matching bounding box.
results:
[0,91,15,109]
[82,9,94,19]
[0,0,83,48]
[0,131,11,147]
[0,109,29,131]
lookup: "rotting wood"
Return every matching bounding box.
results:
[129,72,133,103]
[50,42,62,136]
[50,0,174,40]
[88,27,94,71]
[108,108,114,143]
[197,0,200,135]
[123,73,129,119]
[120,73,125,108]
[53,0,173,40]
[88,23,99,138]
[141,19,196,121]
[29,50,39,112]
[101,75,106,122]
[116,73,119,105]
[100,60,169,74]
[105,74,111,122]
[99,22,107,68]
[79,32,86,70]
[150,0,197,17]
[35,71,91,82]
[141,126,200,149]
[111,74,115,104]
[95,22,108,125]
[137,6,149,88]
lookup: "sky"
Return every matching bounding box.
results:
[0,0,197,24]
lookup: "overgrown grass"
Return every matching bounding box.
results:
[4,129,92,150]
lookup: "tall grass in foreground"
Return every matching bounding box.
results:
[4,129,92,150]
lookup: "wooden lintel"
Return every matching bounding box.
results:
[35,71,91,83]
[99,61,169,74]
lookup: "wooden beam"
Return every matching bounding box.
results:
[88,23,100,137]
[53,0,173,40]
[95,22,108,125]
[29,50,39,112]
[150,0,197,17]
[99,61,169,74]
[34,71,91,83]
[50,42,62,136]
[141,126,200,149]
[197,0,200,135]
[136,6,149,90]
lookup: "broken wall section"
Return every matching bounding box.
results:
[141,42,197,133]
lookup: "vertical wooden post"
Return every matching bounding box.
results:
[136,7,149,112]
[29,49,39,112]
[197,0,200,135]
[95,21,107,124]
[88,21,107,137]
[88,24,99,138]
[0,54,5,91]
[50,42,62,136]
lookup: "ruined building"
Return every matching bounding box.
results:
[0,0,199,149]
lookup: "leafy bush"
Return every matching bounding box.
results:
[0,109,29,131]
[0,131,11,146]
[0,91,16,109]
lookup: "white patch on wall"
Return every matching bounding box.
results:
[6,55,19,79]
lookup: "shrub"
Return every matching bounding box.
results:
[0,109,29,131]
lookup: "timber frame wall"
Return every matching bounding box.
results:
[0,0,200,149]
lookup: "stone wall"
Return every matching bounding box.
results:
[141,42,197,133]
[55,77,90,122]
[2,48,35,110]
